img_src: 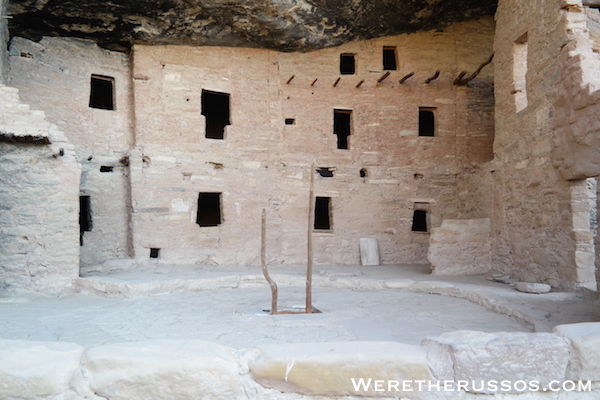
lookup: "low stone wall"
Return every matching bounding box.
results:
[1,322,599,400]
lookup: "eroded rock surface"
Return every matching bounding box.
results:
[7,0,497,51]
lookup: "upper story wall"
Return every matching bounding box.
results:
[8,37,134,157]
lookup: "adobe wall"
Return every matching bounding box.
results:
[486,0,597,290]
[8,37,134,269]
[130,18,495,266]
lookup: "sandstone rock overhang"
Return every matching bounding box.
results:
[7,0,497,52]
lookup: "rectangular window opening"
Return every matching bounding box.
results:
[411,209,428,232]
[285,118,296,125]
[149,248,160,258]
[383,47,397,71]
[334,109,352,149]
[197,192,222,227]
[89,75,115,110]
[79,195,92,246]
[340,54,356,75]
[100,166,113,173]
[314,197,331,230]
[513,33,528,112]
[418,107,436,137]
[201,90,230,140]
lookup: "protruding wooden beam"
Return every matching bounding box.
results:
[453,71,468,85]
[333,77,341,87]
[424,70,440,84]
[399,72,415,84]
[311,78,318,86]
[456,53,494,86]
[355,80,365,88]
[377,71,391,83]
[286,75,295,84]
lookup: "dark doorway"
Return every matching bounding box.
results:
[418,108,435,137]
[79,195,92,245]
[197,192,222,226]
[340,54,356,75]
[334,109,352,150]
[411,209,428,232]
[314,197,331,230]
[383,47,397,71]
[202,90,230,139]
[89,75,115,110]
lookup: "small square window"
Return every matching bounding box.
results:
[150,248,160,258]
[383,47,397,71]
[418,108,436,137]
[340,54,356,75]
[89,75,115,110]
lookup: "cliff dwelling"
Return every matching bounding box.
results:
[2,0,600,399]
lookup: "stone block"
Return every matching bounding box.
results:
[422,331,569,393]
[514,282,552,293]
[553,322,600,381]
[249,341,432,398]
[359,238,380,266]
[86,340,242,400]
[0,339,84,399]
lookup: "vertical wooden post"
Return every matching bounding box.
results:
[306,164,315,313]
[261,208,278,314]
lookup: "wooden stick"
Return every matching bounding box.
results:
[424,70,440,84]
[305,163,314,313]
[286,75,295,84]
[261,208,278,315]
[355,80,365,88]
[333,77,341,87]
[453,71,468,85]
[458,53,494,85]
[377,71,391,83]
[399,72,414,84]
[311,78,318,86]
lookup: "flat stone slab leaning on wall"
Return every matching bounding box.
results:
[1,322,600,400]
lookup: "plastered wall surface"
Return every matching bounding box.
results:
[130,18,495,266]
[8,37,134,267]
[476,0,597,290]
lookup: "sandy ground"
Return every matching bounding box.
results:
[0,264,599,349]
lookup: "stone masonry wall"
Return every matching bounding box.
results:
[8,37,134,268]
[0,84,81,294]
[486,0,596,290]
[129,18,495,267]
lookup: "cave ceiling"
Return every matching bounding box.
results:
[7,0,497,52]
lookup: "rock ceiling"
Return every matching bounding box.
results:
[7,0,497,51]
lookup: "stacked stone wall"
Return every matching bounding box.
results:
[481,0,597,289]
[8,37,134,268]
[0,84,81,294]
[129,18,495,266]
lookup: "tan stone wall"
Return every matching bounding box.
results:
[489,0,596,289]
[0,84,81,293]
[130,18,495,266]
[8,37,134,268]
